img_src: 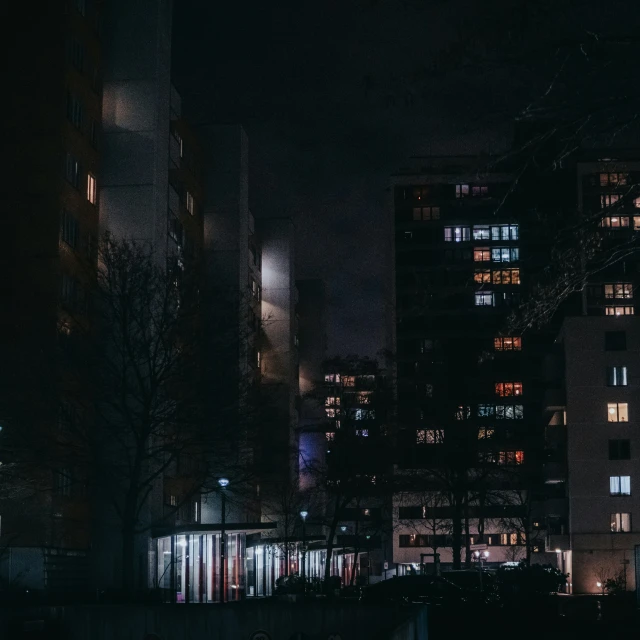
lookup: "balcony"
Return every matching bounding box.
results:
[544,461,566,485]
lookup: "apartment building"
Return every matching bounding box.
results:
[391,157,551,572]
[1,0,104,591]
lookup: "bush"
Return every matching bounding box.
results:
[497,562,567,599]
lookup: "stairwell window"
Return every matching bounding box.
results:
[87,173,97,204]
[607,403,628,422]
[609,476,631,496]
[610,513,631,532]
[607,367,628,387]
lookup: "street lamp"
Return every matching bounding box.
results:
[474,550,489,592]
[218,478,229,603]
[300,510,308,592]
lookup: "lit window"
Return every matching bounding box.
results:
[492,269,520,285]
[87,173,97,204]
[635,198,640,208]
[412,187,429,200]
[610,513,631,532]
[353,409,375,420]
[475,292,494,306]
[495,382,523,397]
[496,405,524,420]
[478,428,495,439]
[356,392,372,404]
[186,191,194,215]
[324,374,336,383]
[413,206,440,221]
[474,270,491,283]
[491,225,519,241]
[500,534,508,545]
[494,336,522,351]
[169,495,177,507]
[477,404,495,417]
[455,406,471,420]
[601,216,629,228]
[492,247,519,262]
[325,408,335,418]
[455,184,469,198]
[498,451,524,465]
[600,173,628,187]
[601,194,620,208]
[609,476,631,496]
[634,216,640,230]
[605,306,634,316]
[471,185,488,197]
[604,284,633,299]
[325,397,340,406]
[473,226,491,240]
[510,533,519,545]
[416,429,444,444]
[474,247,491,262]
[607,403,628,422]
[356,429,369,437]
[444,226,470,242]
[607,367,628,387]
[342,376,355,387]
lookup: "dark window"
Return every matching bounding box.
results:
[605,331,626,351]
[609,439,631,460]
[89,119,100,149]
[66,91,83,129]
[60,210,79,248]
[398,506,423,519]
[54,469,72,496]
[65,153,81,188]
[74,0,86,16]
[68,38,85,73]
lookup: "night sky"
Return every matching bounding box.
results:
[173,0,637,357]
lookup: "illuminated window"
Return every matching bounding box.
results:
[444,226,470,242]
[495,382,523,397]
[500,534,508,545]
[610,513,631,532]
[492,247,519,262]
[356,392,372,404]
[607,367,628,387]
[416,429,444,444]
[510,533,519,545]
[455,406,471,420]
[491,225,519,241]
[356,429,369,437]
[492,269,520,285]
[601,194,620,208]
[413,206,440,221]
[607,403,628,422]
[325,408,335,418]
[601,216,630,228]
[605,284,633,299]
[497,451,524,465]
[250,278,261,301]
[474,270,490,283]
[475,292,494,306]
[605,306,634,316]
[325,397,340,406]
[353,409,375,420]
[600,173,627,187]
[477,404,495,417]
[455,184,469,198]
[473,226,491,240]
[186,191,194,215]
[610,476,631,496]
[324,374,335,383]
[87,173,97,204]
[494,336,522,351]
[496,405,524,420]
[635,198,640,208]
[474,247,491,262]
[478,428,495,439]
[634,216,640,230]
[471,185,489,196]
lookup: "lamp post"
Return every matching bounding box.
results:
[218,478,229,603]
[300,510,308,593]
[474,550,489,593]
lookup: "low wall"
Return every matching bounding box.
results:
[0,601,428,640]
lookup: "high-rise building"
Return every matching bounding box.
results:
[391,157,550,571]
[1,0,104,591]
[545,317,639,594]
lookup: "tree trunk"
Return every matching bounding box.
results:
[463,500,471,569]
[451,498,463,570]
[122,522,136,595]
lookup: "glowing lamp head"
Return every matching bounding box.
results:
[555,548,561,553]
[340,526,347,532]
[300,510,308,520]
[218,477,230,488]
[596,581,602,588]
[474,551,480,557]
[483,551,489,558]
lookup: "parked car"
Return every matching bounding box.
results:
[359,575,466,607]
